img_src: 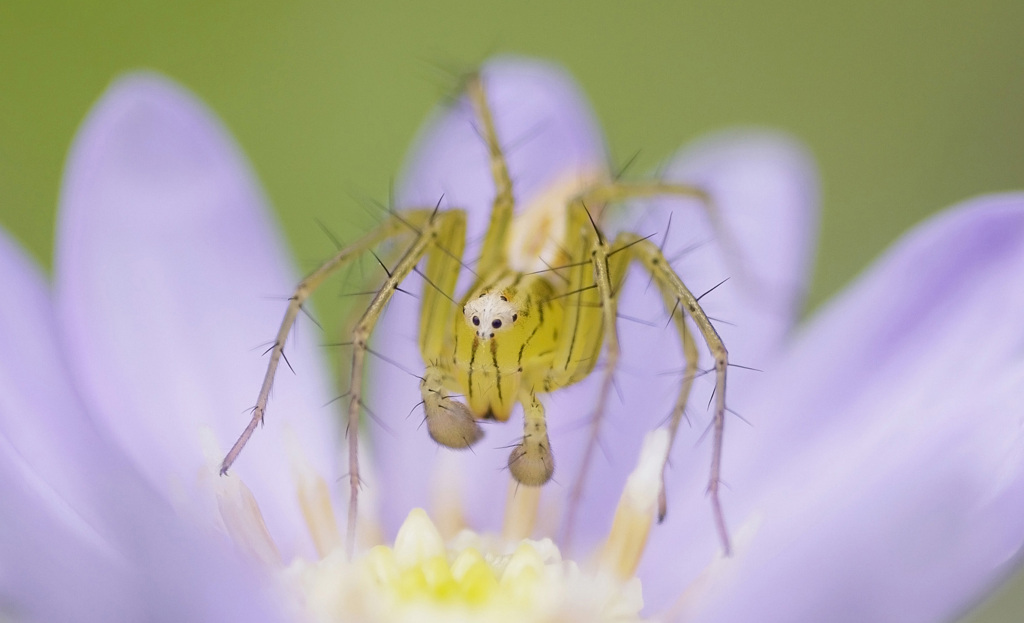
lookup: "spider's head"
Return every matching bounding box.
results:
[463,291,519,339]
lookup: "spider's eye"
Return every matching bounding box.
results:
[491,319,502,329]
[472,316,480,326]
[512,314,518,322]
[499,295,508,302]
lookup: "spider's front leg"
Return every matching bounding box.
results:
[343,208,466,553]
[564,181,733,554]
[221,206,466,557]
[617,232,731,554]
[219,208,434,477]
[558,200,631,544]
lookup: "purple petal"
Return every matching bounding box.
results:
[675,194,1024,621]
[0,229,286,622]
[54,73,339,560]
[369,57,608,534]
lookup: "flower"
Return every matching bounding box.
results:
[1,55,1023,622]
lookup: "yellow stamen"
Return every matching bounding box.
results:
[215,473,281,567]
[597,428,670,579]
[393,507,447,568]
[199,426,281,566]
[288,432,342,557]
[449,548,499,604]
[297,472,342,558]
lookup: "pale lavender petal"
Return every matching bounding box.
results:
[370,57,608,534]
[0,230,286,622]
[673,194,1024,621]
[54,73,340,560]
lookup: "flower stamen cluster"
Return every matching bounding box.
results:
[215,431,670,622]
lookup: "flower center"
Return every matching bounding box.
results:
[211,428,670,622]
[285,508,645,622]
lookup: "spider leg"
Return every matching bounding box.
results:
[581,180,711,207]
[414,202,479,451]
[220,206,466,557]
[220,208,434,477]
[343,209,467,555]
[418,200,467,360]
[559,201,630,548]
[581,179,755,300]
[658,300,700,524]
[619,232,731,555]
[465,72,516,278]
[571,180,734,553]
[547,202,606,386]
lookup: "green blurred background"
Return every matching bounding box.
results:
[1,1,1022,620]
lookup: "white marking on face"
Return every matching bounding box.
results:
[464,292,518,339]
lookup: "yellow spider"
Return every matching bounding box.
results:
[220,69,732,556]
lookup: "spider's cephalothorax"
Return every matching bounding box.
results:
[222,69,732,556]
[423,217,618,488]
